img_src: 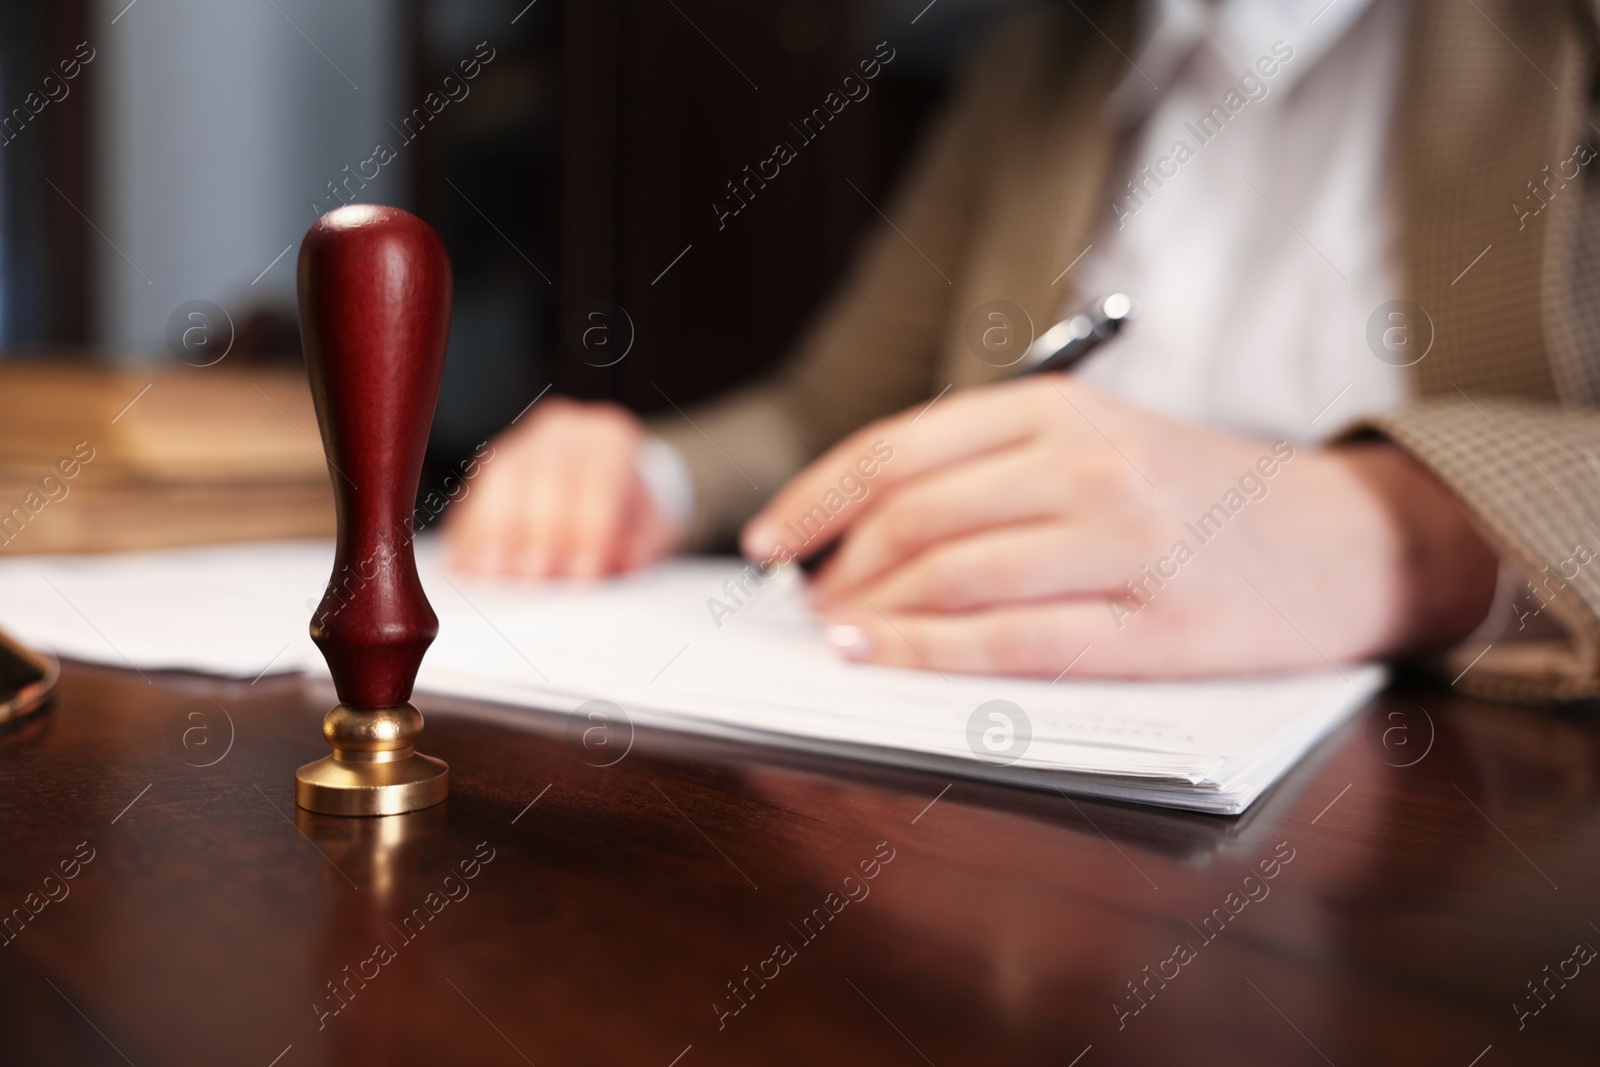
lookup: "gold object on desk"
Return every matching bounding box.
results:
[295,703,450,817]
[0,628,58,728]
[291,205,451,816]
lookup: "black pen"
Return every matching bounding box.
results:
[1016,292,1135,375]
[796,293,1136,573]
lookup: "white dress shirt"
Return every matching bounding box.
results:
[1071,0,1408,441]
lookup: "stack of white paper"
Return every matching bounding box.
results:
[0,540,1383,813]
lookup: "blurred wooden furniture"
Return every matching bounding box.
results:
[0,361,334,554]
[1,663,1597,1064]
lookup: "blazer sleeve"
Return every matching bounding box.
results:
[1359,400,1600,701]
[646,12,1051,549]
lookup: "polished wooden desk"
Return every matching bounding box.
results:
[1,663,1597,1066]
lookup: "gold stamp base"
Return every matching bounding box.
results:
[295,751,449,816]
[295,702,448,816]
[0,632,58,730]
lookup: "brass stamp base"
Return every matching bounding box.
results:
[295,702,449,816]
[0,632,58,731]
[295,751,448,816]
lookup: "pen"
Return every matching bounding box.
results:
[796,293,1136,573]
[1017,292,1135,375]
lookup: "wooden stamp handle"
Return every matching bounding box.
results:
[298,205,451,710]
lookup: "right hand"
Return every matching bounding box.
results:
[445,398,683,580]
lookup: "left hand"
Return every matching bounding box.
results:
[739,377,1499,678]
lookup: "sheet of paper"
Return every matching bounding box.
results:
[0,539,1385,812]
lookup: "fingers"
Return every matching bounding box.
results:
[741,379,1057,560]
[445,398,669,579]
[814,444,1073,602]
[831,521,1136,614]
[567,415,648,578]
[516,433,576,576]
[822,599,1115,677]
[821,578,1350,678]
[445,425,539,574]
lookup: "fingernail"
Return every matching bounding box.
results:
[825,622,875,661]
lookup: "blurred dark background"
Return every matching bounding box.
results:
[0,0,1021,507]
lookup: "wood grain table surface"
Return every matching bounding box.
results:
[1,662,1597,1066]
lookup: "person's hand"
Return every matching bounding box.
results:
[740,377,1499,678]
[446,398,683,579]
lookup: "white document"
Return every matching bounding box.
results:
[0,539,1384,814]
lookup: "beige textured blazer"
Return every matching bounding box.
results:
[650,0,1600,701]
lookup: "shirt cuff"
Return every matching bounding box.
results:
[1455,557,1523,649]
[1458,556,1572,649]
[636,436,696,534]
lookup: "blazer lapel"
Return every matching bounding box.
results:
[946,3,1134,389]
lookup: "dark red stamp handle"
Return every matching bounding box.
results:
[298,204,451,709]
